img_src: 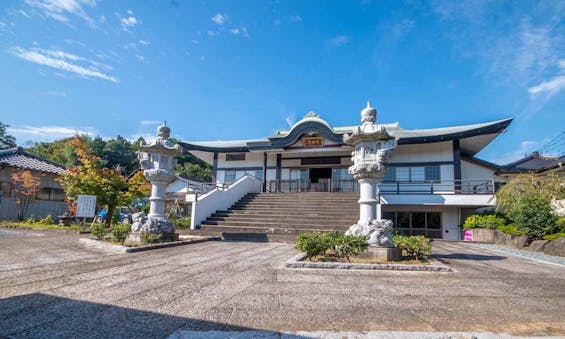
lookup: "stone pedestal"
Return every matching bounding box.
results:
[124,231,179,246]
[355,245,402,262]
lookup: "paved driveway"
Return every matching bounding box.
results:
[0,228,564,338]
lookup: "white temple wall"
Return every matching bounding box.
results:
[389,141,453,163]
[461,160,495,181]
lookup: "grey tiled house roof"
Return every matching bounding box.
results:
[0,147,67,175]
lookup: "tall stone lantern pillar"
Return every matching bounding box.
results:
[125,122,183,245]
[344,102,401,261]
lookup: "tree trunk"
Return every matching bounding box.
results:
[106,205,116,226]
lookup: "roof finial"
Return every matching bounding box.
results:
[367,100,371,108]
[163,120,167,127]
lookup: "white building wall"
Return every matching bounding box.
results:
[390,141,453,163]
[461,160,495,181]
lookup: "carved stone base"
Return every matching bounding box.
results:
[355,245,402,262]
[130,213,175,234]
[345,219,394,247]
[124,231,179,246]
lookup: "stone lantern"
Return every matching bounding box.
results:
[344,102,401,261]
[125,122,183,245]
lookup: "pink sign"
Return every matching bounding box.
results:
[463,229,473,241]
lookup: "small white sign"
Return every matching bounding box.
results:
[76,194,97,218]
[186,194,196,202]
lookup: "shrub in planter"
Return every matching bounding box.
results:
[557,216,565,231]
[172,217,191,230]
[497,224,524,236]
[394,235,431,260]
[543,232,565,241]
[509,195,558,238]
[463,214,505,230]
[142,232,163,244]
[333,234,369,263]
[111,223,131,244]
[91,223,107,240]
[296,232,331,259]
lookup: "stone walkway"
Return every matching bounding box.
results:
[0,229,564,338]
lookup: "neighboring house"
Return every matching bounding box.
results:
[180,110,513,240]
[497,152,565,179]
[0,147,67,220]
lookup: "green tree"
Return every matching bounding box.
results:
[58,136,146,225]
[102,136,136,174]
[496,173,565,213]
[11,170,40,220]
[26,137,78,167]
[0,122,17,149]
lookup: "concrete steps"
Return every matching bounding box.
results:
[189,192,359,243]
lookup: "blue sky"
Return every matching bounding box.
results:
[0,0,564,164]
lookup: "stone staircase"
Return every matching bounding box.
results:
[181,192,359,243]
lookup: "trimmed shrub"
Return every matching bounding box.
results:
[111,223,131,244]
[497,224,524,236]
[463,214,505,230]
[509,195,558,238]
[172,217,191,230]
[142,232,163,244]
[91,223,107,240]
[543,232,565,241]
[394,235,432,260]
[296,232,331,259]
[38,214,54,225]
[333,234,369,263]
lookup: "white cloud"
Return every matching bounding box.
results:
[120,15,138,31]
[191,39,199,45]
[330,35,350,46]
[528,75,565,96]
[12,46,118,82]
[25,0,96,24]
[140,120,161,125]
[496,140,541,165]
[289,15,302,23]
[207,30,219,36]
[138,39,150,46]
[211,13,226,25]
[135,55,144,61]
[7,125,100,143]
[285,113,295,128]
[229,28,240,35]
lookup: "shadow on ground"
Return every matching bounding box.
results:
[433,253,507,261]
[0,293,312,339]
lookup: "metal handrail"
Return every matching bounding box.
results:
[267,179,496,194]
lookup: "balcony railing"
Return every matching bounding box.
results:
[267,179,495,194]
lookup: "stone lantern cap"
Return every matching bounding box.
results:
[343,101,394,145]
[139,121,183,156]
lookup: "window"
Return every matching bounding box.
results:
[332,168,352,180]
[253,170,263,180]
[383,168,395,182]
[396,167,410,181]
[226,153,246,161]
[224,170,236,183]
[385,165,441,182]
[1,182,11,198]
[385,211,442,238]
[290,169,308,181]
[425,165,440,181]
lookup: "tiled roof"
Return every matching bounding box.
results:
[0,147,67,175]
[501,153,565,173]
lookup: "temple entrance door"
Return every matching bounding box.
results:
[309,168,332,191]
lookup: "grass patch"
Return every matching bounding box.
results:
[1,222,86,232]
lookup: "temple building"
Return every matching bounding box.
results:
[180,107,512,240]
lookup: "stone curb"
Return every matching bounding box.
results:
[79,236,220,254]
[285,253,452,271]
